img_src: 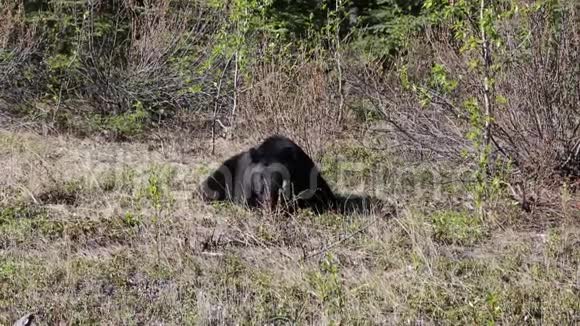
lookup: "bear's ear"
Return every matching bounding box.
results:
[249,147,259,162]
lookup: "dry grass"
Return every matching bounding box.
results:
[1,130,578,325]
[1,2,578,323]
[239,59,344,158]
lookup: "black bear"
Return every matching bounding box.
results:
[200,135,336,213]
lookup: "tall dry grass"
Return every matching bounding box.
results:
[239,57,344,158]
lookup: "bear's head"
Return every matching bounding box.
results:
[246,147,292,209]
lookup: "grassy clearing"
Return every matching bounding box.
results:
[0,131,579,325]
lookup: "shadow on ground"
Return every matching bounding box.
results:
[335,193,395,217]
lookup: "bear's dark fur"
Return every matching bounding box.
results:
[200,135,336,213]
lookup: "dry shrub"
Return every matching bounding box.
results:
[0,1,41,106]
[347,59,473,162]
[493,3,580,187]
[0,0,21,48]
[82,0,218,116]
[127,0,178,70]
[0,0,221,123]
[239,58,342,158]
[346,3,579,216]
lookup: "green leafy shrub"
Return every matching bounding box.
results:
[431,210,486,245]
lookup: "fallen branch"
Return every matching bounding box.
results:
[303,218,378,261]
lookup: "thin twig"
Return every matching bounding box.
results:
[201,251,225,257]
[304,218,378,260]
[335,0,345,124]
[212,55,234,155]
[231,52,239,129]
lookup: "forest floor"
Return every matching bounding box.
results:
[0,128,579,325]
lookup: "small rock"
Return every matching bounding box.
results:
[13,313,34,326]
